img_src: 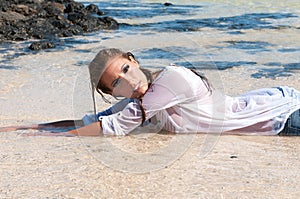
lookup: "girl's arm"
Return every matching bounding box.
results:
[0,120,83,133]
[68,121,102,136]
[0,124,40,132]
[0,120,102,137]
[0,99,132,136]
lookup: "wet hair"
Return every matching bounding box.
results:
[190,68,212,94]
[88,48,212,126]
[89,48,131,100]
[88,48,151,124]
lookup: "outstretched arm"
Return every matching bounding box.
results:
[0,120,83,132]
[0,120,102,137]
[0,124,39,132]
[68,121,103,136]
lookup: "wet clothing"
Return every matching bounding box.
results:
[278,109,300,136]
[83,66,300,136]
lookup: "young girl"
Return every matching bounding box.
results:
[1,48,300,136]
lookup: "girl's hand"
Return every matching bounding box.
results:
[0,127,18,132]
[0,125,39,132]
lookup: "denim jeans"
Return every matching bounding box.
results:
[279,109,300,136]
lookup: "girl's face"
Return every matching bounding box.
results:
[100,56,149,99]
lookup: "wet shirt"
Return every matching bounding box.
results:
[84,66,300,136]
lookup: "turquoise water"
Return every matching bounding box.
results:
[80,0,300,78]
[0,0,299,79]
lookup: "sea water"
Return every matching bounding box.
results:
[1,0,299,78]
[0,0,300,123]
[77,0,300,78]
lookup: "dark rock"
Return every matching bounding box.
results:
[29,40,56,50]
[99,17,119,30]
[164,2,173,6]
[85,4,100,14]
[11,4,31,16]
[85,4,104,16]
[0,0,119,50]
[0,10,26,21]
[43,2,64,17]
[64,1,85,13]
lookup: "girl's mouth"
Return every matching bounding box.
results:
[133,82,141,92]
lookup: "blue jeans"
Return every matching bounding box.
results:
[279,109,300,136]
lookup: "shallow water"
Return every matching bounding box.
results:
[0,0,299,79]
[0,0,300,123]
[99,0,300,78]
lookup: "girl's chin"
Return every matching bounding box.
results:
[130,92,142,99]
[130,86,148,98]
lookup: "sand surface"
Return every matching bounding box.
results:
[0,47,300,198]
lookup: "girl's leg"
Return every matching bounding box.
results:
[279,109,300,136]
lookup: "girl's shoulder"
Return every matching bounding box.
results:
[165,65,190,72]
[154,65,191,81]
[149,65,197,93]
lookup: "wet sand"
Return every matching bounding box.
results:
[0,47,299,198]
[0,129,299,198]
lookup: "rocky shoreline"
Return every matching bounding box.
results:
[0,0,119,50]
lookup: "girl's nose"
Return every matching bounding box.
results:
[121,74,136,86]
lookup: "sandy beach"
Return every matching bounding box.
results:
[1,48,299,198]
[0,125,300,198]
[1,0,300,198]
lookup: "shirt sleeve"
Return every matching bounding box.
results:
[81,98,135,126]
[100,99,144,135]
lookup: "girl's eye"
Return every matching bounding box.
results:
[122,64,129,73]
[112,64,129,88]
[112,78,121,88]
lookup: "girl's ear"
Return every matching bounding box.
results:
[127,52,137,63]
[130,58,138,64]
